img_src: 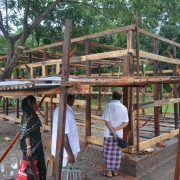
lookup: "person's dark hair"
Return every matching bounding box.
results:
[67,94,75,101]
[21,95,36,115]
[112,91,122,100]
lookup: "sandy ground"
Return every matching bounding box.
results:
[0,108,178,180]
[0,131,177,180]
[0,132,54,180]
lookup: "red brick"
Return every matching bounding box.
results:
[156,142,167,148]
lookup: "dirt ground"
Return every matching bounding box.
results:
[0,131,177,180]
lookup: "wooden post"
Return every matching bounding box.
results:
[22,69,24,79]
[141,62,145,114]
[135,11,140,151]
[152,37,159,137]
[28,52,32,78]
[50,94,53,134]
[174,128,180,180]
[86,39,91,137]
[5,98,8,117]
[159,61,163,114]
[98,65,101,110]
[173,46,178,129]
[54,19,72,179]
[16,67,19,119]
[3,97,5,112]
[123,29,134,145]
[43,49,49,128]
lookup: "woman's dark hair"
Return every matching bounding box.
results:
[21,95,36,115]
[112,91,122,100]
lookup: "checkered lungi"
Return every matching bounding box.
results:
[103,137,122,170]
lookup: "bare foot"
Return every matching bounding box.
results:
[100,169,112,177]
[112,170,118,176]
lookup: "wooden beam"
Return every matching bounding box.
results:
[138,28,180,48]
[131,49,180,65]
[0,85,90,96]
[86,39,91,137]
[139,129,179,150]
[62,76,180,87]
[0,114,20,123]
[87,136,104,146]
[134,98,180,109]
[54,19,72,179]
[21,25,136,53]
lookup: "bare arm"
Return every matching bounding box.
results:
[115,122,129,131]
[105,121,116,134]
[64,134,75,164]
[25,137,32,157]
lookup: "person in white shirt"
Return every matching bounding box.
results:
[51,95,80,167]
[101,91,129,177]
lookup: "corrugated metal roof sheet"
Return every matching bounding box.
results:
[0,76,62,91]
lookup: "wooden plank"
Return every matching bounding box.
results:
[139,28,180,48]
[21,25,136,53]
[87,136,104,146]
[135,98,180,109]
[36,97,86,106]
[70,49,129,63]
[76,122,104,131]
[0,55,7,60]
[139,129,179,150]
[131,49,180,65]
[77,41,125,50]
[0,114,20,123]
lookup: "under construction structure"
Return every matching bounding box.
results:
[0,16,180,178]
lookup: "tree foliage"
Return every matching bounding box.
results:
[1,0,180,80]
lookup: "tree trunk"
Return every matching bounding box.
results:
[1,33,28,80]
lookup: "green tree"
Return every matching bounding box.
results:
[1,0,180,80]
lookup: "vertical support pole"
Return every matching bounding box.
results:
[54,19,72,179]
[174,128,180,180]
[28,52,32,78]
[135,11,140,151]
[141,62,145,114]
[98,65,101,110]
[22,69,24,79]
[123,29,134,145]
[43,49,48,127]
[56,64,60,74]
[16,67,19,119]
[5,98,8,119]
[3,97,5,112]
[159,62,163,114]
[173,46,178,129]
[152,37,159,137]
[86,39,91,137]
[50,94,53,135]
[75,67,79,76]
